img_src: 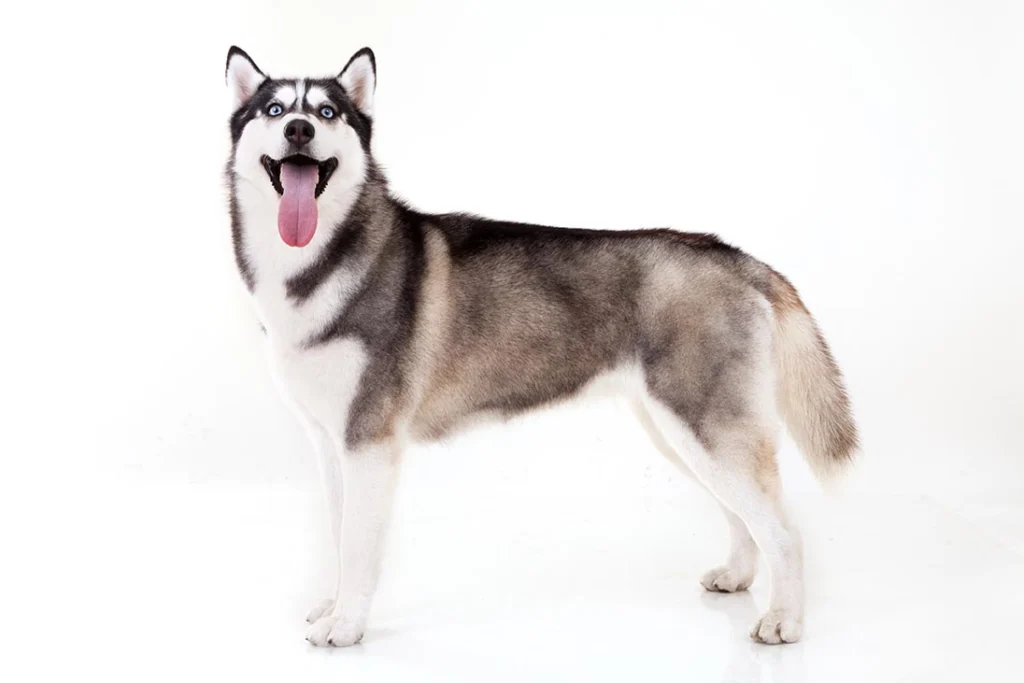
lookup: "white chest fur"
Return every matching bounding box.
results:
[264,335,368,438]
[236,182,369,438]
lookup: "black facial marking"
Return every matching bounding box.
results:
[309,78,373,151]
[228,79,277,144]
[227,78,372,150]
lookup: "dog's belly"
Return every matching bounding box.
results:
[264,335,368,438]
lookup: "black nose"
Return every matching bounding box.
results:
[284,119,315,146]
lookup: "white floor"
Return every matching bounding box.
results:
[7,399,1023,682]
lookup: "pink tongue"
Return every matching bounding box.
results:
[278,163,319,247]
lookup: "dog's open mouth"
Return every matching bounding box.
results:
[260,154,338,198]
[260,154,340,248]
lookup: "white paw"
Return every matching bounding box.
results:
[306,614,365,647]
[700,565,755,593]
[749,609,803,644]
[306,598,335,623]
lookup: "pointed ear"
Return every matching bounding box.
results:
[338,48,376,118]
[225,46,267,109]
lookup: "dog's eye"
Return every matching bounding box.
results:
[320,106,335,119]
[267,104,283,117]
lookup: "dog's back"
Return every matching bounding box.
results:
[406,214,857,483]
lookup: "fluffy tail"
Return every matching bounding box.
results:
[768,271,859,481]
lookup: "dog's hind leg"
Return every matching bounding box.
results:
[631,398,759,593]
[699,508,760,594]
[700,432,803,645]
[642,392,804,644]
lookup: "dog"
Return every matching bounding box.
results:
[223,46,858,647]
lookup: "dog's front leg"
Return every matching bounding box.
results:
[306,439,400,647]
[303,421,346,624]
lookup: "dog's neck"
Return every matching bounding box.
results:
[232,164,399,347]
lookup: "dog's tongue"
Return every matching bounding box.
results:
[278,163,319,247]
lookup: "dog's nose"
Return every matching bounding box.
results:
[284,119,315,146]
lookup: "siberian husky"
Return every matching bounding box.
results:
[223,46,858,647]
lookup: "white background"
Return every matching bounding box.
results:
[2,1,1022,681]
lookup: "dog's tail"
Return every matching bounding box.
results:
[767,270,859,482]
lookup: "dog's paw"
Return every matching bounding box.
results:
[700,565,755,593]
[306,614,365,648]
[749,609,803,644]
[306,599,335,624]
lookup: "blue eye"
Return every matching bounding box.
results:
[320,106,335,119]
[267,104,283,116]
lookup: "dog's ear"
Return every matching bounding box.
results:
[338,48,376,118]
[226,46,267,110]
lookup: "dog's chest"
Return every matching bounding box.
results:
[253,277,368,436]
[240,194,372,435]
[264,334,368,436]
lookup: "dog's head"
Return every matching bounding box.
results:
[225,47,376,248]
